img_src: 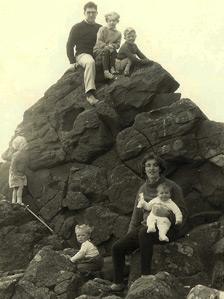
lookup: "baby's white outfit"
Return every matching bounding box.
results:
[137,197,183,241]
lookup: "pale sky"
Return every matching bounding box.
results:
[1,0,224,157]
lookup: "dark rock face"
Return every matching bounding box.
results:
[62,192,90,211]
[0,273,23,299]
[107,165,143,214]
[11,246,81,299]
[1,61,224,298]
[83,206,118,245]
[0,201,66,277]
[0,201,52,272]
[129,237,206,288]
[68,165,108,201]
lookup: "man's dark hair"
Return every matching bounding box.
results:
[141,153,166,178]
[84,2,97,12]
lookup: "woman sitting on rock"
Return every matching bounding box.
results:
[111,153,188,291]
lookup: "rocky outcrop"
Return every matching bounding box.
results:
[126,272,185,299]
[212,236,224,290]
[0,201,57,272]
[11,246,81,299]
[129,236,207,288]
[1,61,224,298]
[0,272,24,299]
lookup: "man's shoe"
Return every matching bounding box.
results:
[86,94,99,105]
[110,283,125,292]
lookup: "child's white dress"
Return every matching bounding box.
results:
[9,136,28,188]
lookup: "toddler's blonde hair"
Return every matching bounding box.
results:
[75,224,93,236]
[124,27,136,39]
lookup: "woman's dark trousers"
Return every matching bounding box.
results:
[112,226,176,283]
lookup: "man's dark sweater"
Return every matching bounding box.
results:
[66,20,101,64]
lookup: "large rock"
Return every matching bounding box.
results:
[12,246,81,299]
[67,165,108,202]
[129,236,207,288]
[0,221,46,272]
[2,60,224,297]
[116,98,206,168]
[10,62,179,171]
[107,165,143,214]
[67,109,113,163]
[0,273,24,299]
[83,206,118,245]
[0,201,64,273]
[0,201,50,272]
[197,120,224,164]
[80,278,112,297]
[107,63,179,111]
[62,192,90,211]
[125,272,185,299]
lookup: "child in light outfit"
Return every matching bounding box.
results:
[9,136,28,205]
[93,12,121,80]
[137,183,183,242]
[116,27,150,76]
[70,224,103,272]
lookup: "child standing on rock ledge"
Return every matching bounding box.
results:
[8,136,28,206]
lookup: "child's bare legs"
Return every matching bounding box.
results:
[12,188,17,204]
[115,58,132,76]
[124,58,132,76]
[102,48,114,80]
[17,186,24,205]
[146,213,157,233]
[110,49,118,75]
[157,217,171,242]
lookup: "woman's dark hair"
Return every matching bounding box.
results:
[84,1,97,12]
[141,153,167,178]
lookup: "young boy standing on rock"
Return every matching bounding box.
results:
[93,12,121,80]
[116,27,150,76]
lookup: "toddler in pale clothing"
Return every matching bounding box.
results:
[8,136,28,205]
[94,12,121,80]
[137,183,183,242]
[69,224,103,272]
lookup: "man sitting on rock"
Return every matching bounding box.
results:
[66,2,102,105]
